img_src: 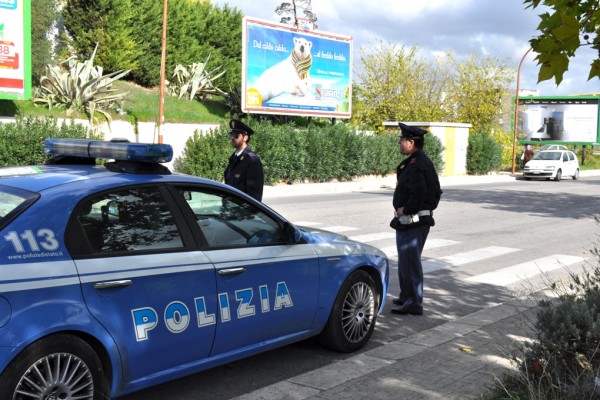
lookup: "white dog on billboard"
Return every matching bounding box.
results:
[252,37,313,104]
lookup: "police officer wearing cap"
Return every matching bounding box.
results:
[224,120,264,201]
[390,123,442,316]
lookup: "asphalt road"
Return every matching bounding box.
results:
[120,175,600,399]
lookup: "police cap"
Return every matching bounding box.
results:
[229,119,254,136]
[398,122,427,138]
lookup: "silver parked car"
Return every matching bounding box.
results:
[523,150,579,181]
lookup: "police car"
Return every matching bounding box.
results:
[0,139,389,399]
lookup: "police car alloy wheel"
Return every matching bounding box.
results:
[0,334,109,400]
[318,270,378,353]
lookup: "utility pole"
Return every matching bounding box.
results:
[511,47,532,174]
[157,0,168,144]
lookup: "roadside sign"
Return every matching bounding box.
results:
[0,0,31,100]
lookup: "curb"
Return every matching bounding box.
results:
[263,170,600,200]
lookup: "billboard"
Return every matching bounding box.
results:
[0,0,31,100]
[242,17,352,118]
[516,96,600,144]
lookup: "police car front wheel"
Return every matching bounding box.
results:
[0,333,110,400]
[318,270,379,353]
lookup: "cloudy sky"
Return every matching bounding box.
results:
[212,0,600,96]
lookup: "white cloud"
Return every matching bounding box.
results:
[212,0,600,95]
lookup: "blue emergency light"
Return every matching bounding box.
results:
[44,139,173,163]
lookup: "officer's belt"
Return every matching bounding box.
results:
[416,210,431,217]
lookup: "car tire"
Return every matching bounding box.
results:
[317,270,379,353]
[554,169,562,181]
[573,168,579,180]
[0,333,110,400]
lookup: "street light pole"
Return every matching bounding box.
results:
[157,0,168,144]
[511,47,533,174]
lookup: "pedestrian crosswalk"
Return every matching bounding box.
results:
[296,222,586,288]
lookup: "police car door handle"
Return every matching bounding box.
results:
[218,267,246,276]
[93,280,133,290]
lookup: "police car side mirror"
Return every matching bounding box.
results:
[283,222,302,244]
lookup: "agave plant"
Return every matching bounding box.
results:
[167,54,227,101]
[34,43,130,131]
[225,85,243,117]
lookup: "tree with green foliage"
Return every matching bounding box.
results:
[444,52,514,133]
[351,42,513,135]
[128,0,242,90]
[63,0,140,73]
[31,0,58,84]
[525,0,600,85]
[351,43,455,132]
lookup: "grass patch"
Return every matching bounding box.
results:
[0,80,229,124]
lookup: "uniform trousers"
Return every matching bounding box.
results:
[396,224,430,310]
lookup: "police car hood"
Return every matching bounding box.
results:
[298,225,386,258]
[298,225,349,241]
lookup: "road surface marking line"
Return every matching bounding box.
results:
[320,225,359,233]
[349,232,396,243]
[465,254,584,285]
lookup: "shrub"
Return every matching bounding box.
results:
[176,120,444,184]
[176,124,230,181]
[485,225,600,399]
[0,116,100,167]
[424,133,445,175]
[466,131,502,175]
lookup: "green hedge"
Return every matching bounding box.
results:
[0,116,446,185]
[0,116,99,167]
[176,119,445,185]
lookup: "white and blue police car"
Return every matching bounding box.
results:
[0,139,389,399]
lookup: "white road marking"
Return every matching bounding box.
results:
[320,226,359,233]
[349,232,396,243]
[425,238,460,251]
[381,238,460,259]
[439,246,519,266]
[295,221,321,226]
[465,254,585,285]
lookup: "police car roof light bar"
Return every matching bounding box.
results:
[44,139,173,163]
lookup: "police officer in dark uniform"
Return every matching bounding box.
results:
[389,123,442,316]
[224,120,264,201]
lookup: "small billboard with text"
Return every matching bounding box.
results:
[517,96,600,144]
[0,0,31,100]
[242,17,352,118]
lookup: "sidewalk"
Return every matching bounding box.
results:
[236,295,540,400]
[247,171,600,400]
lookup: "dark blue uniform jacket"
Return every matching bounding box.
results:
[390,149,442,230]
[224,147,264,201]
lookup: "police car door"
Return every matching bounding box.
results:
[67,186,217,384]
[172,186,319,356]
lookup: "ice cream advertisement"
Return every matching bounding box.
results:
[242,17,352,118]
